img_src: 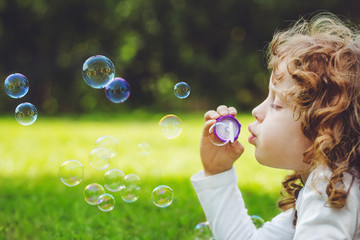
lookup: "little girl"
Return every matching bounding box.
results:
[191,12,360,239]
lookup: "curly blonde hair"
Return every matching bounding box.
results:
[267,12,360,225]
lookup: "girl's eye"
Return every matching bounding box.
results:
[270,104,282,110]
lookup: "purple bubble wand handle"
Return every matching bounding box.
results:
[209,115,241,143]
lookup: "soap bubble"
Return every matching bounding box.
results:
[89,147,111,170]
[105,77,130,103]
[195,221,214,240]
[121,187,140,203]
[104,169,125,192]
[159,114,182,139]
[95,135,118,158]
[137,142,151,157]
[4,73,29,98]
[83,183,105,205]
[151,185,174,208]
[15,102,38,126]
[174,82,190,99]
[97,193,115,212]
[251,215,265,228]
[59,160,84,187]
[121,174,141,203]
[82,55,115,89]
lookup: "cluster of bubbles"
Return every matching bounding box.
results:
[81,55,189,140]
[82,54,189,139]
[82,55,130,103]
[60,55,191,212]
[194,215,265,239]
[58,55,189,228]
[59,135,174,212]
[82,55,191,104]
[4,73,38,125]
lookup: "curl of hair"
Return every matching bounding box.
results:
[267,12,360,225]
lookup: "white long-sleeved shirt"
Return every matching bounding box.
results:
[191,167,360,239]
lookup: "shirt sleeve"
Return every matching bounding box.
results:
[191,167,295,240]
[294,171,359,240]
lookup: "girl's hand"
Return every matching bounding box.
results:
[200,105,244,176]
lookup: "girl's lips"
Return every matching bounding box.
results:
[248,126,256,144]
[248,134,256,144]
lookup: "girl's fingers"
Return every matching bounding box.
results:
[202,119,217,137]
[228,106,237,117]
[205,106,237,121]
[216,105,229,116]
[204,110,220,121]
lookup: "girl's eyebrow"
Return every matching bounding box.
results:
[269,80,285,101]
[269,80,279,95]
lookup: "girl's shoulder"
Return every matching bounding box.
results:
[304,165,360,199]
[295,165,360,239]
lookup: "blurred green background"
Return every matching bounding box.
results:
[0,0,360,114]
[1,1,360,239]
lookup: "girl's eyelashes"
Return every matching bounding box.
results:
[270,103,283,110]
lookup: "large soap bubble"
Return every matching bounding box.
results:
[174,82,190,99]
[137,142,151,157]
[59,160,84,187]
[121,174,141,203]
[95,135,118,158]
[82,55,115,89]
[89,147,111,170]
[104,169,125,192]
[4,73,29,98]
[83,183,105,205]
[97,193,115,212]
[15,102,38,126]
[151,185,174,208]
[159,114,183,139]
[105,77,130,103]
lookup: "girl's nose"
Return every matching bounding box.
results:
[252,103,265,122]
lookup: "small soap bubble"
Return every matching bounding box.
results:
[105,77,130,103]
[121,173,141,203]
[121,187,140,203]
[104,169,125,192]
[15,102,38,126]
[95,135,118,158]
[151,185,174,208]
[251,215,265,228]
[159,114,183,139]
[195,221,214,240]
[82,55,115,89]
[59,160,84,187]
[4,73,29,98]
[83,183,105,205]
[137,142,151,157]
[89,147,111,170]
[97,193,115,212]
[174,82,190,99]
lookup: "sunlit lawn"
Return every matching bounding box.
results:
[0,111,290,239]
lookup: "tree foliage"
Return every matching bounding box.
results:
[0,0,360,114]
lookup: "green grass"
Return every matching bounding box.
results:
[0,112,290,239]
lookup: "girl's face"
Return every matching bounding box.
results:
[248,63,311,172]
